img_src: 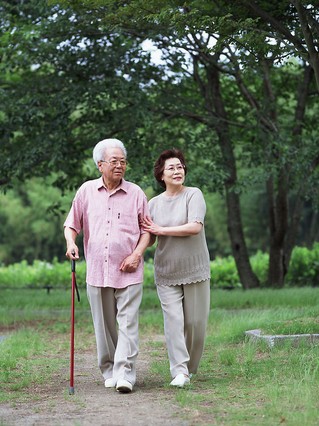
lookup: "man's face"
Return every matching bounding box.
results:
[98,148,127,184]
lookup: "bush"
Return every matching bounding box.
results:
[0,244,319,290]
[143,258,155,289]
[210,246,319,289]
[210,256,241,289]
[0,259,87,289]
[210,251,269,289]
[285,243,319,287]
[250,251,268,287]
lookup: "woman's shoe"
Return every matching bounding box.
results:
[104,377,115,388]
[170,374,190,388]
[116,379,133,393]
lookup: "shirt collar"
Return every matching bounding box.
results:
[96,176,128,193]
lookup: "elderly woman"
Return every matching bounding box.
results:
[143,148,211,387]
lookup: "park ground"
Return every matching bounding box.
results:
[0,333,209,426]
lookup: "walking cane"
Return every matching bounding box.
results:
[69,253,80,395]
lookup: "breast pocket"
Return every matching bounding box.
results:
[117,212,140,236]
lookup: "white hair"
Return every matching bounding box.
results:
[92,138,127,167]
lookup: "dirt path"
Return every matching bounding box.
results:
[0,337,193,426]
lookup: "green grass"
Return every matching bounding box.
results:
[2,287,319,424]
[0,328,68,401]
[212,287,319,309]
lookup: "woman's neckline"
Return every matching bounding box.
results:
[163,186,185,198]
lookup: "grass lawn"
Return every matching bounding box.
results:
[1,287,319,425]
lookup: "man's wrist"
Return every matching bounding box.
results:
[133,251,142,259]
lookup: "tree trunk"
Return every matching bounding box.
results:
[225,188,260,289]
[267,173,289,287]
[292,0,319,91]
[306,210,319,247]
[260,60,287,288]
[283,66,313,269]
[207,62,259,289]
[284,192,303,268]
[263,64,312,287]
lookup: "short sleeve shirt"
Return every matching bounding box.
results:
[64,177,150,288]
[149,187,211,286]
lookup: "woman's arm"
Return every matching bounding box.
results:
[142,216,202,237]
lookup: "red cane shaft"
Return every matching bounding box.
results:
[69,271,75,394]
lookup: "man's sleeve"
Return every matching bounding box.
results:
[63,190,83,234]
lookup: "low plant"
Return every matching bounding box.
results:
[286,243,319,287]
[0,243,319,292]
[210,256,241,289]
[0,259,86,290]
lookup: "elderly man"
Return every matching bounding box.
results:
[64,138,150,393]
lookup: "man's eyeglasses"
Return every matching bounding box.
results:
[164,164,185,173]
[100,159,128,167]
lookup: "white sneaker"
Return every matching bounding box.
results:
[116,379,133,393]
[170,374,190,388]
[104,378,115,388]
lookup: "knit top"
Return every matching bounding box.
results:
[149,186,211,286]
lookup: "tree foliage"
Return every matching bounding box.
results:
[1,0,319,288]
[75,0,319,287]
[0,176,74,264]
[0,0,161,190]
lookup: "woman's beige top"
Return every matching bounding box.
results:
[149,186,211,286]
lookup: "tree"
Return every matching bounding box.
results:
[2,0,319,288]
[0,0,158,190]
[0,177,74,264]
[77,0,319,287]
[240,0,319,90]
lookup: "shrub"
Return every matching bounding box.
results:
[0,259,86,289]
[143,258,155,289]
[250,251,268,287]
[285,243,319,287]
[1,244,319,290]
[210,251,270,289]
[210,256,241,289]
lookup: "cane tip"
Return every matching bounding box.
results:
[69,387,75,395]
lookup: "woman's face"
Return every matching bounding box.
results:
[162,157,185,188]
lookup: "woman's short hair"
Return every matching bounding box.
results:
[93,138,127,167]
[154,148,187,188]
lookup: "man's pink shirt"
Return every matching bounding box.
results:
[64,177,150,289]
